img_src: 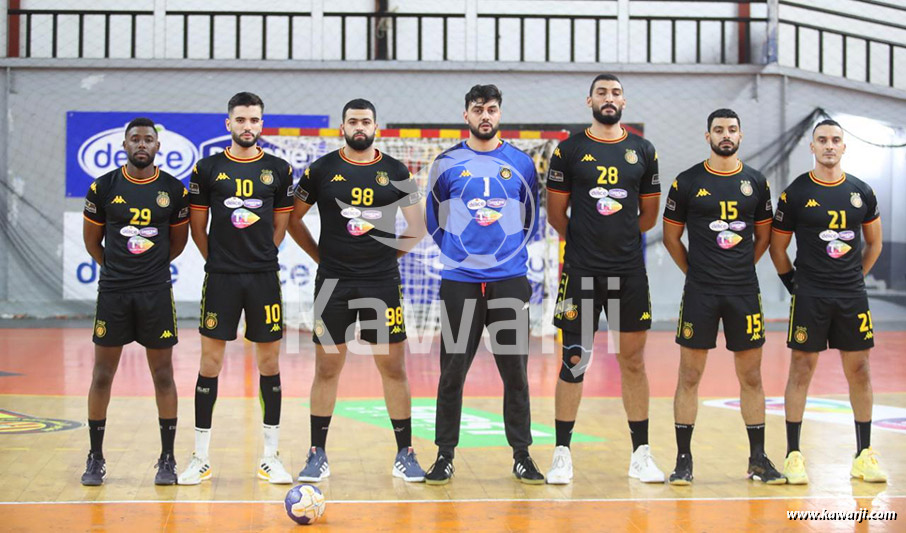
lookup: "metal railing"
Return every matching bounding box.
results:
[166,11,311,60]
[7,8,153,59]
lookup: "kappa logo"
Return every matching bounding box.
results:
[111,195,126,204]
[460,169,472,177]
[640,311,651,320]
[780,192,787,203]
[182,187,188,197]
[160,330,174,339]
[0,409,83,434]
[864,331,874,340]
[750,332,762,341]
[553,148,562,158]
[695,188,711,198]
[90,181,97,193]
[805,199,821,208]
[672,180,679,190]
[331,174,346,182]
[215,172,230,181]
[391,326,402,334]
[270,323,281,333]
[581,154,597,162]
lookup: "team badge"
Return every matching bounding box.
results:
[314,320,325,337]
[851,192,863,208]
[0,409,83,434]
[156,191,170,207]
[499,167,512,180]
[94,320,107,338]
[740,180,754,197]
[304,167,310,178]
[376,171,390,186]
[624,149,638,164]
[794,326,808,344]
[204,312,218,330]
[681,322,694,340]
[259,169,274,185]
[564,306,579,321]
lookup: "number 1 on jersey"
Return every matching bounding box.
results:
[483,177,490,197]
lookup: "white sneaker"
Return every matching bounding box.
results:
[628,444,665,483]
[178,454,212,485]
[258,453,293,484]
[546,445,573,485]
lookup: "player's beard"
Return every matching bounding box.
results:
[470,122,499,141]
[345,132,375,151]
[593,105,622,125]
[232,130,260,148]
[710,140,739,157]
[127,152,154,169]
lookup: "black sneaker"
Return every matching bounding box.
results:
[513,456,545,485]
[81,452,106,486]
[748,452,787,485]
[425,455,454,486]
[155,452,178,485]
[668,453,693,486]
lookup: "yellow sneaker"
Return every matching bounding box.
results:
[782,451,809,485]
[851,448,887,483]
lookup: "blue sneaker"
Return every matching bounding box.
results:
[392,447,426,482]
[297,447,330,482]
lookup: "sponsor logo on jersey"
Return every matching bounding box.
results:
[296,188,309,202]
[864,330,873,340]
[270,323,281,333]
[838,230,855,241]
[596,197,622,216]
[376,171,390,186]
[851,192,863,208]
[608,188,628,199]
[331,174,346,182]
[189,182,200,194]
[111,195,127,204]
[716,230,743,249]
[651,173,660,185]
[182,187,188,197]
[682,322,694,339]
[215,172,230,181]
[740,180,754,196]
[361,209,382,220]
[805,199,820,208]
[127,235,155,254]
[304,167,310,178]
[178,207,189,218]
[84,200,97,213]
[624,149,638,164]
[94,320,107,338]
[729,221,747,231]
[780,192,787,203]
[589,187,609,199]
[287,185,294,197]
[750,331,762,341]
[160,330,174,339]
[0,409,84,434]
[672,180,678,190]
[695,188,711,197]
[204,312,218,330]
[459,169,472,177]
[347,218,375,236]
[765,198,772,211]
[548,169,564,182]
[640,311,651,321]
[487,198,507,209]
[230,208,260,229]
[390,326,402,334]
[341,207,362,218]
[794,326,808,344]
[224,196,244,208]
[259,169,274,185]
[553,148,561,158]
[475,208,502,226]
[139,227,159,238]
[819,229,839,242]
[666,198,676,211]
[775,209,784,221]
[156,191,170,208]
[90,182,97,193]
[581,154,596,162]
[709,220,730,232]
[826,240,852,258]
[243,199,263,209]
[499,167,512,180]
[120,226,140,237]
[467,198,487,210]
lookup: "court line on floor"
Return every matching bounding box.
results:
[3,495,903,505]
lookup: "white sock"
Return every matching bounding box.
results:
[263,424,279,457]
[194,427,211,460]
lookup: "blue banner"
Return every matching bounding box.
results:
[66,111,329,197]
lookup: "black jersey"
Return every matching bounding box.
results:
[294,148,419,280]
[83,166,189,292]
[189,147,294,274]
[546,128,660,275]
[663,160,773,294]
[772,171,879,297]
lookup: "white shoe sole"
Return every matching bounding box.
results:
[629,469,665,483]
[297,466,330,483]
[392,467,425,482]
[545,474,572,485]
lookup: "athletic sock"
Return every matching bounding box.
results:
[88,418,106,458]
[746,423,765,457]
[259,373,282,426]
[194,374,218,429]
[786,420,802,456]
[675,423,694,456]
[629,419,649,451]
[159,417,177,456]
[855,420,872,455]
[555,419,575,448]
[311,415,332,449]
[390,417,412,451]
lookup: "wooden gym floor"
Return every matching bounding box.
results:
[1,326,903,531]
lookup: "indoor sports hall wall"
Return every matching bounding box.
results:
[0,64,904,323]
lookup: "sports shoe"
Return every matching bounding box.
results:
[154,452,177,485]
[513,455,545,485]
[748,452,787,485]
[851,448,887,483]
[297,447,330,482]
[80,452,106,486]
[546,445,573,485]
[668,453,693,486]
[392,447,426,482]
[425,455,454,485]
[629,444,665,483]
[258,453,293,484]
[177,454,212,485]
[782,451,809,485]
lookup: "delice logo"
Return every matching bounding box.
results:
[77,124,199,182]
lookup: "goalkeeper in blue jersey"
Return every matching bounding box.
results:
[423,84,542,485]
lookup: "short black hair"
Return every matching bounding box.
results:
[464,84,502,109]
[707,108,741,131]
[813,118,843,136]
[228,91,264,114]
[589,74,622,95]
[125,117,157,137]
[342,98,377,121]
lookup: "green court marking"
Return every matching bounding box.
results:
[333,398,604,448]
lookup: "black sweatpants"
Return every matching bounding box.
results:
[435,276,533,457]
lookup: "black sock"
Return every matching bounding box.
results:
[675,423,694,456]
[855,420,872,454]
[629,419,649,451]
[513,448,529,462]
[159,417,177,456]
[259,373,282,426]
[786,420,802,456]
[555,419,575,448]
[439,447,455,460]
[194,374,218,429]
[390,418,412,451]
[88,419,106,458]
[311,415,332,449]
[746,424,765,457]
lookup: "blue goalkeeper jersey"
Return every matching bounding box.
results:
[426,140,540,283]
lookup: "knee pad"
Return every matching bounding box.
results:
[559,330,593,383]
